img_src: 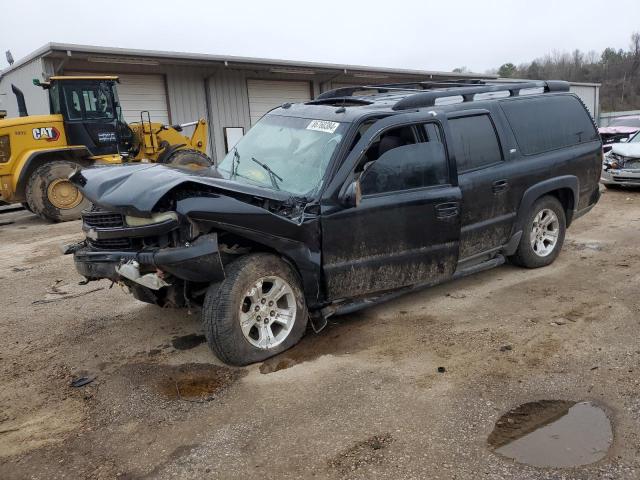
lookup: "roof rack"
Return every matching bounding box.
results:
[306,97,374,106]
[392,81,570,110]
[314,80,571,110]
[315,79,488,101]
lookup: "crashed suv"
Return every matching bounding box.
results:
[70,80,602,365]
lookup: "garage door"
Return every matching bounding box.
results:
[67,73,170,124]
[247,80,311,125]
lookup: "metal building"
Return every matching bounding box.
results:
[0,43,600,161]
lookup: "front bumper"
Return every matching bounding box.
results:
[601,168,640,186]
[73,233,225,284]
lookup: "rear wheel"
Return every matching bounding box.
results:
[202,253,308,366]
[509,195,566,268]
[25,161,90,222]
[167,149,212,170]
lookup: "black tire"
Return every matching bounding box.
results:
[167,149,213,170]
[25,161,90,222]
[603,183,621,190]
[509,195,566,268]
[202,253,308,366]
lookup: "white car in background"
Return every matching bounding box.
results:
[601,131,640,188]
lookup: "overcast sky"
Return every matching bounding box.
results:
[1,0,639,73]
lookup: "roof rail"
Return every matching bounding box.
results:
[306,97,374,106]
[315,79,489,101]
[392,80,571,111]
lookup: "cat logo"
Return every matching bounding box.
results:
[32,126,61,142]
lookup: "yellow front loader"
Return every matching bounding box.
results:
[0,76,210,221]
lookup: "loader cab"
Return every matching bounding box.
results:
[45,76,128,156]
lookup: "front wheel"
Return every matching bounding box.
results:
[25,161,90,222]
[509,195,566,268]
[202,253,308,366]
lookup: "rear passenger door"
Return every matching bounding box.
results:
[448,109,514,261]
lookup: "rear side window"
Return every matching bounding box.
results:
[448,115,503,173]
[500,95,599,155]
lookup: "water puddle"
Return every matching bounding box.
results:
[488,400,613,468]
[155,363,241,401]
[171,334,206,350]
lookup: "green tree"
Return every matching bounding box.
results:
[498,63,517,78]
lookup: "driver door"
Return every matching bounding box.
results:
[320,113,461,300]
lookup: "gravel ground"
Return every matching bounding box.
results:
[0,189,639,479]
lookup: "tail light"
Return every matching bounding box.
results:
[0,135,10,163]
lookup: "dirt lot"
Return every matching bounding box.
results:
[0,189,639,480]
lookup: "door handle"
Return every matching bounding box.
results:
[435,202,459,219]
[492,179,509,193]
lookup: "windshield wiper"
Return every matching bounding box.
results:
[251,157,283,190]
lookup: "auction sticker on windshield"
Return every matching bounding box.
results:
[307,120,340,134]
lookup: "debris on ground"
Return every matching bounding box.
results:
[70,376,95,388]
[329,433,394,474]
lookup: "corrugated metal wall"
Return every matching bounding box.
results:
[207,70,252,161]
[0,58,48,117]
[165,66,213,154]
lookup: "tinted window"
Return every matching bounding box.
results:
[449,115,502,172]
[360,124,449,195]
[501,95,599,155]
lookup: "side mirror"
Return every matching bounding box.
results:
[340,179,362,208]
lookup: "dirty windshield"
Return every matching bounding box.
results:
[217,115,346,196]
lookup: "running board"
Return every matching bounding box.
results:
[452,254,506,280]
[319,255,507,322]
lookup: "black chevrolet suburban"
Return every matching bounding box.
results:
[70,80,602,365]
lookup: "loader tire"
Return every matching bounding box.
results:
[167,149,213,170]
[25,161,90,222]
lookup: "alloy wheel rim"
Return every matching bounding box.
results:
[239,275,296,349]
[530,208,560,257]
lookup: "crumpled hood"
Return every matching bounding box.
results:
[72,163,291,215]
[609,142,640,159]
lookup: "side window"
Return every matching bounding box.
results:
[68,91,82,120]
[448,114,502,173]
[500,95,599,155]
[360,124,449,195]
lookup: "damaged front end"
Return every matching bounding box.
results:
[71,205,224,307]
[67,163,322,309]
[601,143,640,187]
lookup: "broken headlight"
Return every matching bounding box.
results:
[604,153,625,170]
[125,211,178,227]
[0,135,10,163]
